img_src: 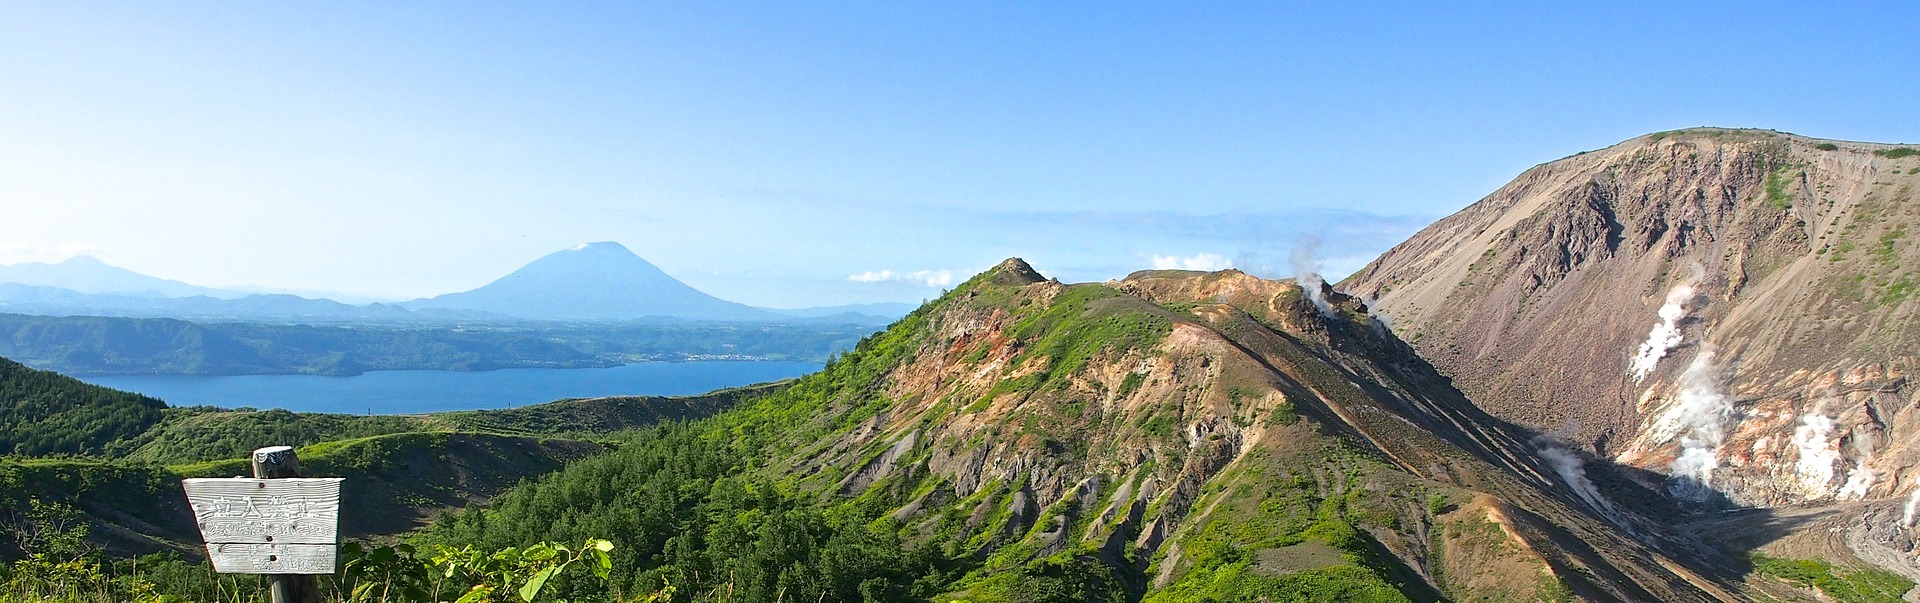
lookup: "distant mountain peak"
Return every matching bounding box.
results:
[568,241,630,253]
[405,244,776,322]
[0,255,241,299]
[987,257,1046,286]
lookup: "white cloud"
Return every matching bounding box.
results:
[847,269,957,288]
[0,242,105,264]
[1150,253,1233,271]
[57,242,106,256]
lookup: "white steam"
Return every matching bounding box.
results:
[1789,403,1876,500]
[1790,409,1843,497]
[1838,465,1875,500]
[1629,284,1697,382]
[1291,238,1335,318]
[1539,444,1626,527]
[1367,298,1394,337]
[1903,489,1920,528]
[1646,350,1736,500]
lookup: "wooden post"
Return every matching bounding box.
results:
[252,445,321,603]
[183,446,342,601]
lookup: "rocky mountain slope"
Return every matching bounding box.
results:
[439,258,1788,601]
[1343,129,1920,579]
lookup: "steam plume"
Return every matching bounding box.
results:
[1788,401,1876,500]
[1647,350,1736,500]
[1291,238,1335,318]
[1790,408,1843,497]
[1904,489,1920,528]
[1837,465,1875,500]
[1538,444,1626,527]
[1629,284,1697,382]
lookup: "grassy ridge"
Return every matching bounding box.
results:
[425,382,784,439]
[1,432,607,558]
[118,408,426,464]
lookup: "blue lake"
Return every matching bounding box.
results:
[81,361,824,415]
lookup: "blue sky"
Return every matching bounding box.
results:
[1,2,1915,307]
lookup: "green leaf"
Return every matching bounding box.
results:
[591,539,613,553]
[520,567,559,602]
[454,585,493,603]
[592,550,612,579]
[523,543,557,562]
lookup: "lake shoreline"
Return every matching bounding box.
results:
[80,360,825,415]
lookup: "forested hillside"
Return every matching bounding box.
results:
[0,356,163,455]
[0,313,872,376]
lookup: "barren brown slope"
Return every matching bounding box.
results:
[1343,128,1920,575]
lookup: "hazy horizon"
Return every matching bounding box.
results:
[4,3,1916,307]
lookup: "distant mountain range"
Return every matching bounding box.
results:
[0,255,244,299]
[761,302,918,319]
[0,244,910,324]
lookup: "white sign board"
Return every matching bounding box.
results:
[182,477,344,574]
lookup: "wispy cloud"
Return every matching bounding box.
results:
[848,269,958,288]
[57,243,107,256]
[0,242,108,264]
[1150,253,1233,271]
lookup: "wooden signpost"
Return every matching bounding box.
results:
[183,445,342,603]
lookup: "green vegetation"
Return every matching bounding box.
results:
[119,409,422,464]
[409,292,957,601]
[1147,564,1409,603]
[419,425,946,602]
[1830,238,1857,262]
[1875,147,1919,159]
[1000,286,1173,393]
[1141,446,1418,603]
[1749,553,1913,603]
[427,384,777,440]
[1,534,631,603]
[1879,276,1919,307]
[1816,142,1840,151]
[1765,166,1800,209]
[1116,371,1145,397]
[389,273,1185,601]
[0,432,604,559]
[0,357,164,456]
[1873,226,1907,266]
